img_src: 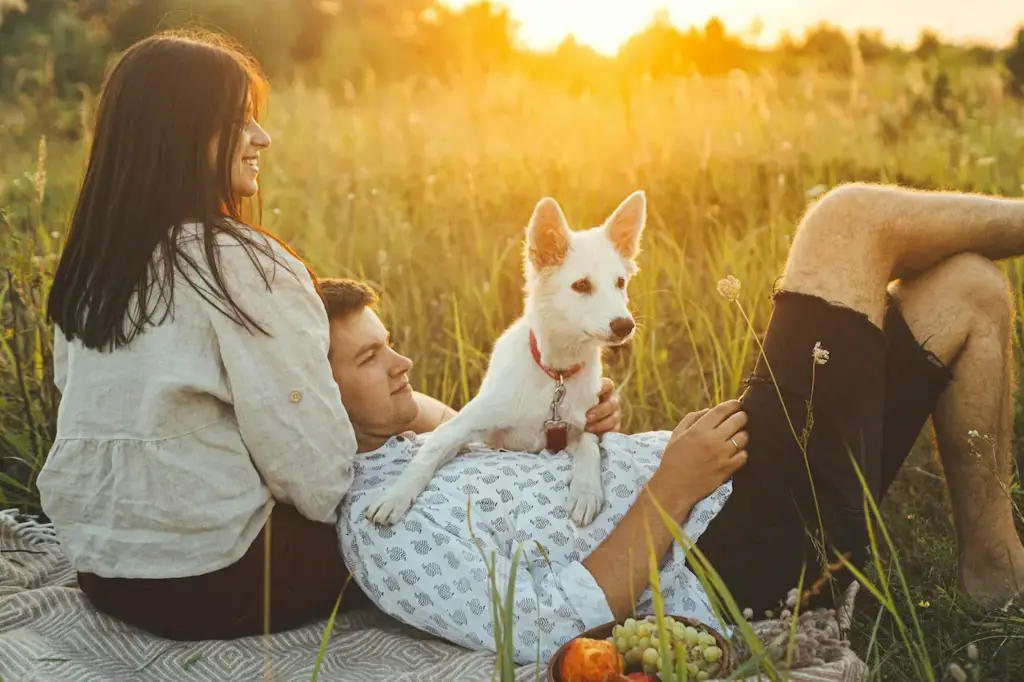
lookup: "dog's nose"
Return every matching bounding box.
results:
[609,317,635,339]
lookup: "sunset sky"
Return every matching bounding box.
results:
[445,0,1024,54]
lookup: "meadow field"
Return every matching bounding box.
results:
[2,61,1024,680]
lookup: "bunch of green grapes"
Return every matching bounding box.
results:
[607,615,725,680]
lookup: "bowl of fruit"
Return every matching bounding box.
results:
[546,614,729,682]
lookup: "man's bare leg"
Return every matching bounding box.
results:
[890,254,1024,607]
[781,184,1024,606]
[782,183,1024,327]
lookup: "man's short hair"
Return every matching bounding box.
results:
[318,278,378,320]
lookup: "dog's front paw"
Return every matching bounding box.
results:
[364,489,415,526]
[566,483,603,527]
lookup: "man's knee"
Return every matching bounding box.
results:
[793,183,884,242]
[941,253,1013,328]
[786,184,895,279]
[782,184,891,319]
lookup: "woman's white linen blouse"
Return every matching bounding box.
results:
[37,224,357,579]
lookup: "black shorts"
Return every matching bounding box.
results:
[693,290,952,614]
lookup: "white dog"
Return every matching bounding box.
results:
[365,190,647,527]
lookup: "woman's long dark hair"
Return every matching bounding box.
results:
[48,29,310,351]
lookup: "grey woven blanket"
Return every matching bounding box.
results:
[0,510,868,681]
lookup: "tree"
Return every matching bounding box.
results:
[856,29,888,63]
[801,23,853,74]
[915,29,940,60]
[1008,28,1024,98]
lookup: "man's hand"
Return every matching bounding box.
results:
[662,399,749,505]
[584,377,622,436]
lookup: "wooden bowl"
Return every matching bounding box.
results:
[545,614,730,682]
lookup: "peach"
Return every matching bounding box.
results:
[559,637,625,682]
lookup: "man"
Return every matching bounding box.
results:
[322,183,1024,665]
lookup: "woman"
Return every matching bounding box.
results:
[38,29,621,642]
[37,30,362,640]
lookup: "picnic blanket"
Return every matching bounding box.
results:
[0,510,870,681]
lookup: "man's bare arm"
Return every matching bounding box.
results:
[582,401,748,621]
[407,377,623,435]
[407,391,459,434]
[582,464,699,620]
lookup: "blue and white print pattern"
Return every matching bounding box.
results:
[337,431,732,665]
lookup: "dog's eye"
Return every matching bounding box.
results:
[571,278,592,294]
[615,276,625,289]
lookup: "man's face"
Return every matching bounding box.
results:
[328,307,419,439]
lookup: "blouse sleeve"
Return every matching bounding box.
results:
[207,236,358,524]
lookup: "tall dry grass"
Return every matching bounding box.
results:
[2,63,1024,680]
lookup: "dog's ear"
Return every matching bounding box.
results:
[527,197,571,269]
[603,190,646,261]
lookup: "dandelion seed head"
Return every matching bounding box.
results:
[716,275,741,302]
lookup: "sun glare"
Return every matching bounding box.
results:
[484,0,674,55]
[443,0,1023,54]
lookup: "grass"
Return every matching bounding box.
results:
[3,60,1024,680]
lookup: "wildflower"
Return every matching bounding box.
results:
[742,608,753,620]
[716,275,740,302]
[918,599,930,608]
[812,341,830,365]
[967,643,978,660]
[49,231,59,239]
[967,429,980,439]
[907,513,915,520]
[948,663,967,682]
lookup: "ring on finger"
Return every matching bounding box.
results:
[729,436,740,451]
